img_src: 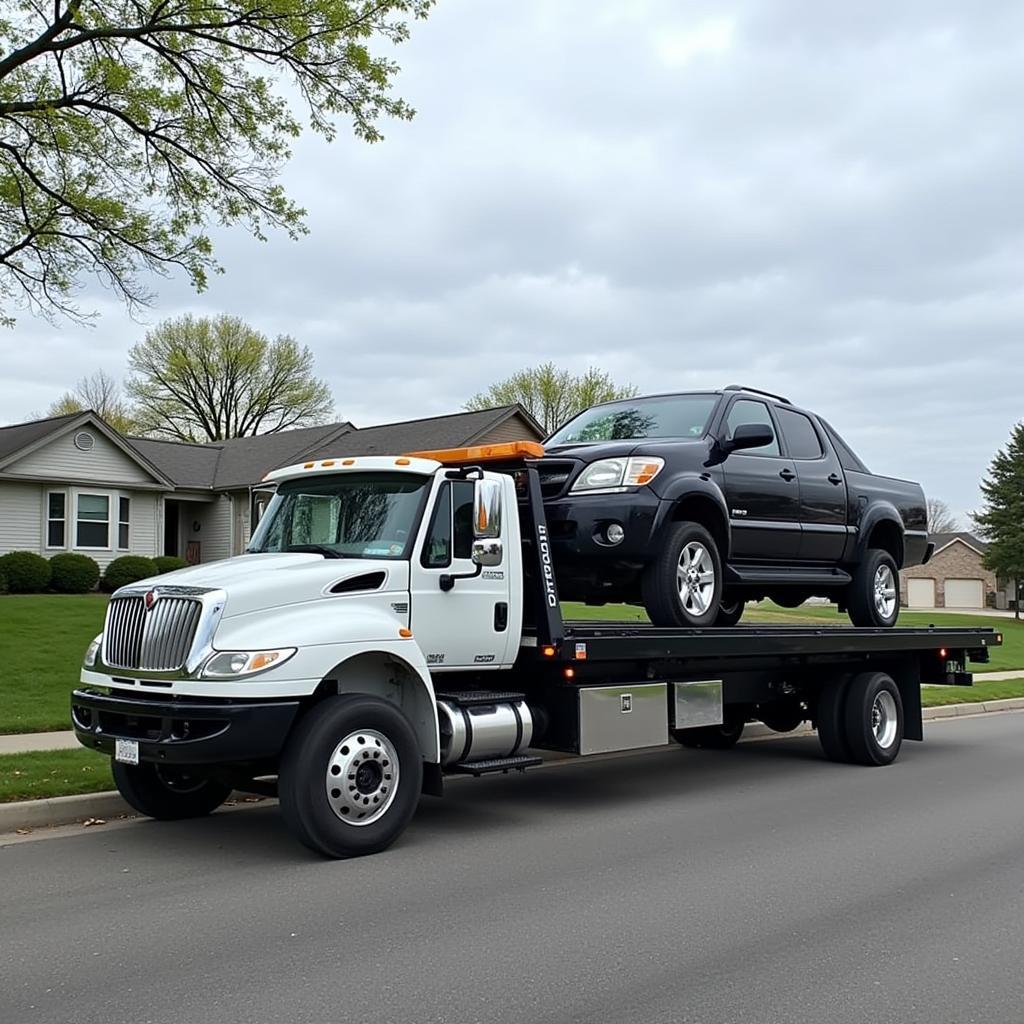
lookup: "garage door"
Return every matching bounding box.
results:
[944,579,985,608]
[907,578,936,608]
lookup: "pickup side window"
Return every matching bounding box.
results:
[724,399,781,457]
[820,419,870,473]
[421,481,476,567]
[776,408,824,460]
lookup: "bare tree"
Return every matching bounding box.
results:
[927,497,960,535]
[47,369,136,433]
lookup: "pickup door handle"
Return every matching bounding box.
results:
[827,473,843,485]
[779,468,796,481]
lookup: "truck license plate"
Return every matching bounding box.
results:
[115,738,139,765]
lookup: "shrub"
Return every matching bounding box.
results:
[102,555,159,592]
[49,552,101,593]
[153,555,189,575]
[0,551,52,593]
[0,565,7,594]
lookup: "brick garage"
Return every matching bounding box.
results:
[899,533,994,609]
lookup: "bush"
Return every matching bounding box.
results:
[49,553,101,593]
[153,555,189,575]
[0,565,7,594]
[102,555,159,592]
[0,551,52,593]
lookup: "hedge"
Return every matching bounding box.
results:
[49,552,101,593]
[154,555,190,574]
[0,551,52,593]
[102,555,159,592]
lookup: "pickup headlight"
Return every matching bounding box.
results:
[83,635,102,668]
[570,457,665,494]
[200,648,297,679]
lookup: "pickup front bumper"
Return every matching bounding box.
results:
[71,688,300,766]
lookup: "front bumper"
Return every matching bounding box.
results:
[71,688,300,766]
[543,490,664,563]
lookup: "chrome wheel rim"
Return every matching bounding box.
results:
[676,541,715,616]
[873,564,897,619]
[871,690,899,749]
[325,729,399,826]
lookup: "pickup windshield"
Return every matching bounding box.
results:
[248,472,429,560]
[547,394,718,444]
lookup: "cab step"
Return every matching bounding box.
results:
[448,754,543,776]
[435,690,527,707]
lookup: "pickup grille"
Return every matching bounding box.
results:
[104,595,203,672]
[536,460,578,499]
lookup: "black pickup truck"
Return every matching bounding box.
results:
[539,385,932,628]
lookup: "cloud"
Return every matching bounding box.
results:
[2,0,1023,521]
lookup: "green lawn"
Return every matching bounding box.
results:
[0,747,113,803]
[921,679,1024,707]
[563,601,1022,671]
[0,594,107,734]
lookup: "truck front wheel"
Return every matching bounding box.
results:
[112,762,232,820]
[642,522,723,628]
[278,694,423,859]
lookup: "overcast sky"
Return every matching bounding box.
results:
[2,0,1022,522]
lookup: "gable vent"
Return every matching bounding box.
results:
[329,571,386,595]
[73,430,95,452]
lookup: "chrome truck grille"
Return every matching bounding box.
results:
[104,594,203,672]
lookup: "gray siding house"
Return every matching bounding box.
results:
[0,405,543,567]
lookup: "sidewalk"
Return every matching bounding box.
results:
[0,731,78,755]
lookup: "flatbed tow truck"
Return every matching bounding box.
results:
[71,443,1001,857]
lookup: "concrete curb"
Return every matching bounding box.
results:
[3,699,1024,835]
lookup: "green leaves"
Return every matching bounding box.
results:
[126,313,335,440]
[975,421,1024,613]
[0,1,434,323]
[466,363,640,434]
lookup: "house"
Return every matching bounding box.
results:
[899,532,997,609]
[0,405,543,569]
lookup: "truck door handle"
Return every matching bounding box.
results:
[828,473,842,485]
[494,602,508,632]
[779,468,796,481]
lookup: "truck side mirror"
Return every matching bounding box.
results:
[723,423,775,453]
[473,478,502,539]
[471,538,503,567]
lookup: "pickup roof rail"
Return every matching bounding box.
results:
[723,383,792,404]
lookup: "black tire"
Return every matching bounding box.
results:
[768,591,812,609]
[757,701,805,733]
[278,694,423,859]
[847,548,900,627]
[815,674,853,762]
[673,715,745,749]
[641,521,723,628]
[842,671,903,766]
[111,762,232,820]
[715,597,745,627]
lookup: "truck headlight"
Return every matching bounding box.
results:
[83,635,102,668]
[570,457,664,493]
[200,648,296,679]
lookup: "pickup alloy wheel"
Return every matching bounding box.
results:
[642,521,723,628]
[847,548,900,627]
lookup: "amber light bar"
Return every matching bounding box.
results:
[404,441,545,464]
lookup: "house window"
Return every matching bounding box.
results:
[118,496,131,549]
[47,492,66,548]
[76,494,110,549]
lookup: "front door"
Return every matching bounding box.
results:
[775,406,848,562]
[719,398,801,560]
[409,477,512,670]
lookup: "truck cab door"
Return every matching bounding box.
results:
[409,474,514,671]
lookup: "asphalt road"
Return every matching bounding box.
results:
[3,712,1024,1024]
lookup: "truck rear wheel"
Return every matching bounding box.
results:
[815,674,853,762]
[111,762,232,820]
[642,522,723,628]
[278,694,423,859]
[842,671,903,765]
[715,597,745,627]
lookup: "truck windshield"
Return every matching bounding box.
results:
[547,394,718,444]
[248,472,429,560]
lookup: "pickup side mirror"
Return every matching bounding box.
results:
[473,478,502,539]
[722,422,775,454]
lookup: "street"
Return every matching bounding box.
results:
[3,711,1023,1024]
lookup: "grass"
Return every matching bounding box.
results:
[921,679,1024,707]
[562,601,1023,671]
[0,594,108,734]
[0,747,113,803]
